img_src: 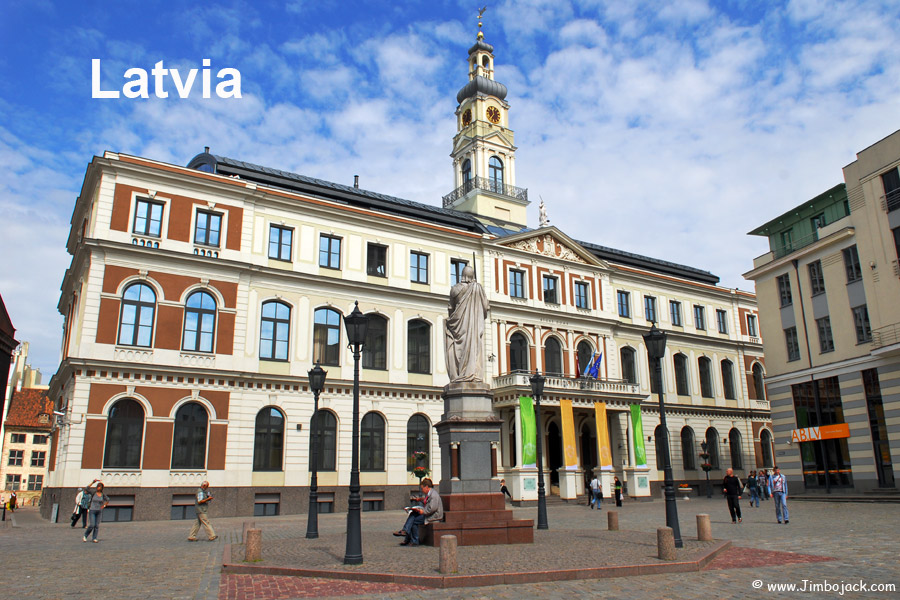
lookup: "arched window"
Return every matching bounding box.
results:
[103,399,144,469]
[171,402,208,469]
[705,428,720,469]
[489,156,504,192]
[260,301,290,361]
[760,429,774,467]
[681,427,696,470]
[360,412,385,471]
[509,333,529,372]
[721,360,736,400]
[461,159,472,185]
[407,414,430,471]
[674,353,689,396]
[544,337,563,376]
[253,407,285,471]
[699,357,713,398]
[408,319,431,374]
[729,428,743,469]
[576,340,594,377]
[620,347,636,384]
[118,283,156,347]
[363,314,387,370]
[752,364,766,400]
[654,425,669,470]
[310,409,337,471]
[182,291,216,353]
[313,308,341,366]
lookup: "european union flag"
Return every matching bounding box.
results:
[583,353,602,379]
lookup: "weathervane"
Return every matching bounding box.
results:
[477,6,486,40]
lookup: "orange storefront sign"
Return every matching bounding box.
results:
[790,423,851,443]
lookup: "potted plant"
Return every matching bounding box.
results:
[413,465,429,481]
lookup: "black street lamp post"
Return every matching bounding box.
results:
[530,371,549,530]
[305,362,327,539]
[643,323,683,548]
[343,301,369,565]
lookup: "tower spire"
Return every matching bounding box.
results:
[477,6,486,40]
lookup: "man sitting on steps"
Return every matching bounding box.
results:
[393,478,444,546]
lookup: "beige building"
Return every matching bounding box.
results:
[744,129,900,493]
[1,388,52,507]
[41,30,769,521]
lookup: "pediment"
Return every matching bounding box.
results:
[496,227,608,268]
[452,130,515,155]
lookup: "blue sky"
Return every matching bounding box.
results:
[2,0,899,378]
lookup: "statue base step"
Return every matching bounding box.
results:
[421,492,534,546]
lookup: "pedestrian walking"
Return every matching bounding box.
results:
[8,490,17,512]
[187,481,218,541]
[770,466,789,524]
[71,487,90,528]
[589,475,602,510]
[614,476,623,507]
[746,470,760,508]
[757,470,768,500]
[722,467,743,524]
[82,479,108,543]
[499,478,512,501]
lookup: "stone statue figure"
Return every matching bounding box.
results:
[445,265,489,383]
[539,198,549,227]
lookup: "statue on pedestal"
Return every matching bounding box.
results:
[444,265,489,383]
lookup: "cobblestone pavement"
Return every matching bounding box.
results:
[2,497,898,599]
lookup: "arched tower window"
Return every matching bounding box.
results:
[489,156,504,192]
[461,159,472,186]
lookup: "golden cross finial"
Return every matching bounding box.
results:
[477,6,486,40]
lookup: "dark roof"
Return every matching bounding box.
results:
[578,240,720,285]
[5,389,52,430]
[457,76,508,104]
[187,153,487,234]
[468,40,494,55]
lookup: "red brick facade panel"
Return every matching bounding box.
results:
[207,422,228,470]
[143,421,174,470]
[154,305,183,350]
[88,384,127,415]
[81,419,106,469]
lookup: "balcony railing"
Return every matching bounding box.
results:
[772,231,819,259]
[493,371,640,395]
[872,323,900,349]
[882,188,900,213]
[442,176,528,207]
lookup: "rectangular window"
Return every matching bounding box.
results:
[366,243,387,277]
[808,260,825,295]
[5,475,21,490]
[843,246,862,282]
[319,234,342,269]
[30,451,46,467]
[509,270,526,299]
[32,434,48,445]
[170,495,197,520]
[8,450,23,466]
[450,259,468,286]
[716,309,728,334]
[670,301,682,326]
[362,491,385,512]
[102,495,135,522]
[10,433,25,444]
[543,275,559,304]
[410,251,429,283]
[617,290,630,318]
[747,314,758,337]
[644,296,657,322]
[785,326,801,361]
[315,492,334,513]
[253,493,280,517]
[852,305,872,343]
[882,166,900,212]
[792,377,853,488]
[268,225,293,261]
[694,305,706,330]
[777,274,793,306]
[193,210,222,247]
[132,198,164,237]
[27,475,43,491]
[574,281,590,309]
[816,316,834,352]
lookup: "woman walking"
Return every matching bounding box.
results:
[614,476,623,507]
[82,479,109,543]
[746,470,760,508]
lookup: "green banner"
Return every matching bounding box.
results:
[519,396,536,468]
[630,404,647,468]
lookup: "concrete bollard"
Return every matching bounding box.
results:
[242,520,256,542]
[696,514,713,541]
[244,528,262,562]
[607,510,619,531]
[657,527,676,561]
[439,535,458,574]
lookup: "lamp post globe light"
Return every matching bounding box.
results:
[529,370,549,530]
[642,323,683,548]
[305,362,327,539]
[343,301,369,565]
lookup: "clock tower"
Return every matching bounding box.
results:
[442,18,528,226]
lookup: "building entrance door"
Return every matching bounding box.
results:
[548,421,562,487]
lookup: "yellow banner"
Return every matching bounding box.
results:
[560,399,578,470]
[594,402,613,471]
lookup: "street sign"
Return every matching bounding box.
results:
[790,423,850,444]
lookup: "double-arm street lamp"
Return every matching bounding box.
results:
[529,371,549,530]
[305,362,327,539]
[343,301,369,565]
[643,323,683,548]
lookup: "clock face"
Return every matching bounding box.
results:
[486,106,501,124]
[462,109,472,126]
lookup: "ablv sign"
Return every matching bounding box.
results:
[790,423,851,443]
